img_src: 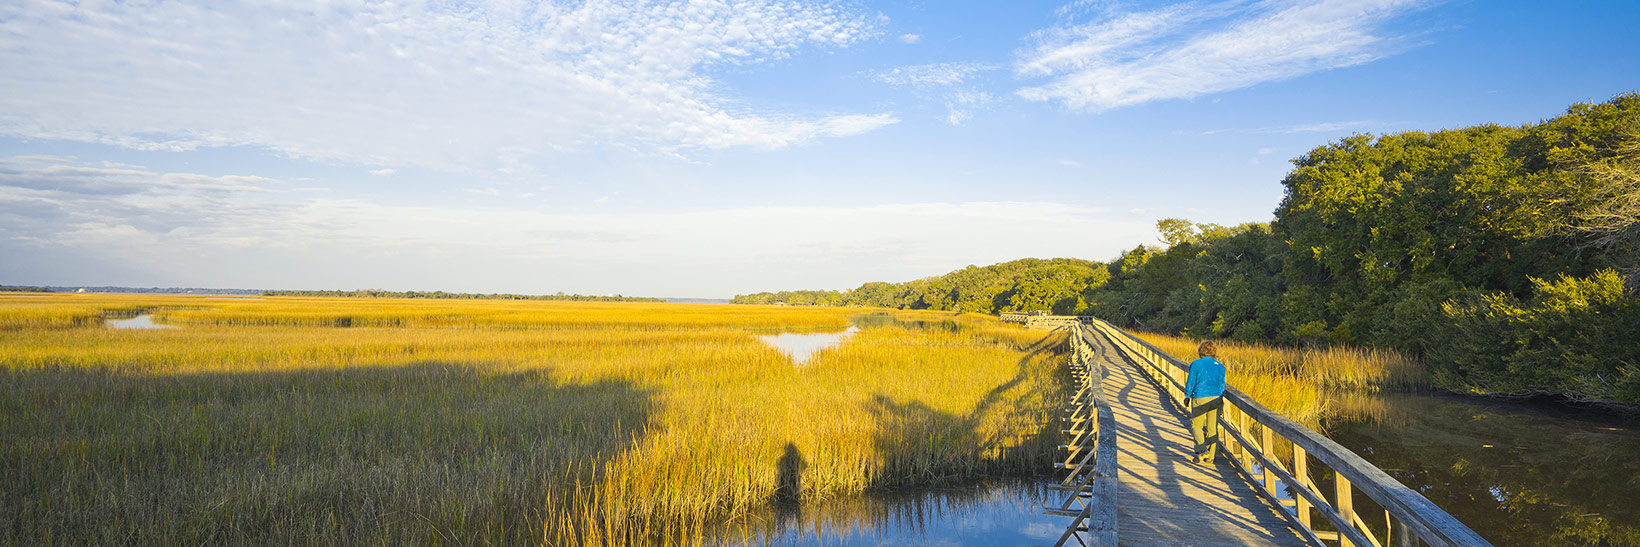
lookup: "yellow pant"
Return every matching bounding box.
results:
[1190,397,1222,462]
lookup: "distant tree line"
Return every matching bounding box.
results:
[736,93,1640,405]
[261,289,663,302]
[731,257,1110,313]
[31,286,263,295]
[0,285,53,292]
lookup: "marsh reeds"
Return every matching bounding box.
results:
[0,295,1063,545]
[1128,329,1428,426]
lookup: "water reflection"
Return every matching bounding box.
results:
[757,327,858,365]
[710,480,1063,546]
[1322,391,1640,546]
[849,313,963,333]
[757,314,977,365]
[104,314,178,330]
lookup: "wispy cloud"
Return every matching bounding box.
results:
[944,91,995,125]
[868,62,1002,125]
[900,34,922,44]
[1016,0,1432,112]
[0,1,893,172]
[368,169,397,177]
[869,62,1001,87]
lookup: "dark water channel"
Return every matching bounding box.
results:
[1323,392,1640,546]
[710,480,1064,546]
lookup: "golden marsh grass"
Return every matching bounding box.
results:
[1,295,1064,545]
[1129,329,1428,425]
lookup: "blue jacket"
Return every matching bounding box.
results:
[1185,356,1226,398]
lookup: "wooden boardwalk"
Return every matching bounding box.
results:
[1084,328,1312,547]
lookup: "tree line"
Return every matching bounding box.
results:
[731,257,1110,313]
[735,93,1640,405]
[261,289,663,302]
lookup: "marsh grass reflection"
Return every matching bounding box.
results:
[708,480,1058,546]
[1323,391,1640,546]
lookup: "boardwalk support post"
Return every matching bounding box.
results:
[1043,323,1118,546]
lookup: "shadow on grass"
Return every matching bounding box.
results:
[0,362,653,545]
[711,330,1067,545]
[863,330,1065,488]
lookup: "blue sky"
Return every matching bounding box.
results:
[2,0,1637,298]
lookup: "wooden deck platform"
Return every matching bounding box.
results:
[1084,330,1312,547]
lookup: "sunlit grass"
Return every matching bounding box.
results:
[0,293,156,329]
[0,296,1064,545]
[1129,330,1428,426]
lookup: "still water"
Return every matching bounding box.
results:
[757,326,859,365]
[755,313,965,365]
[104,314,178,330]
[712,480,1064,546]
[1323,392,1640,546]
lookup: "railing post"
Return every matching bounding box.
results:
[1295,446,1312,531]
[1166,350,1181,405]
[1262,424,1278,494]
[1394,517,1417,547]
[1337,472,1356,547]
[1234,405,1249,471]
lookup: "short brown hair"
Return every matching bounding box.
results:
[1198,340,1218,358]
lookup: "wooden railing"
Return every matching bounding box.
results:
[1043,325,1118,546]
[1000,310,1051,324]
[1025,315,1091,330]
[1083,319,1492,547]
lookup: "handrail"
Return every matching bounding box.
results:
[1025,315,1090,329]
[1084,318,1492,547]
[1000,311,1052,323]
[1044,325,1118,546]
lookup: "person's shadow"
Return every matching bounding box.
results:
[776,442,807,503]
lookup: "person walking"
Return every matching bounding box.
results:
[1185,340,1227,464]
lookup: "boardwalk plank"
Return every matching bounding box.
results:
[1082,330,1314,547]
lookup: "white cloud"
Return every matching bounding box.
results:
[0,0,893,172]
[1,157,1149,296]
[369,169,397,177]
[1059,159,1084,167]
[900,33,922,44]
[870,62,1000,87]
[944,91,995,125]
[868,62,1002,125]
[1016,0,1430,112]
